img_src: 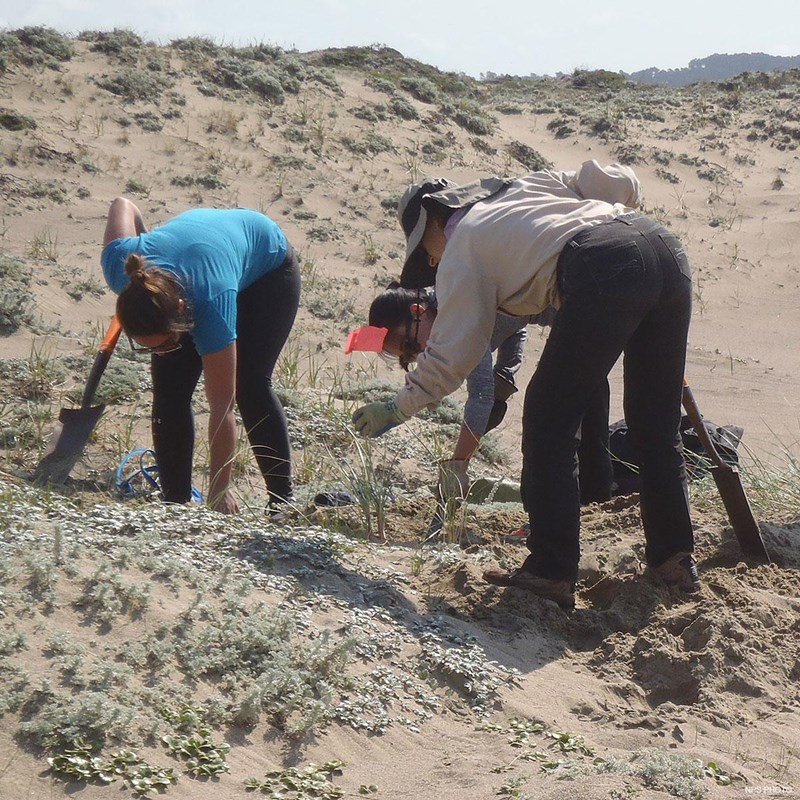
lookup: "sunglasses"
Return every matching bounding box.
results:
[397,311,422,371]
[127,334,182,356]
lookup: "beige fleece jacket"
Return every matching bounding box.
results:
[394,160,641,418]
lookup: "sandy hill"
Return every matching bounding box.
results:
[0,28,799,800]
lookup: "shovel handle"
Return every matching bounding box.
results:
[81,316,123,408]
[681,378,727,470]
[100,315,123,352]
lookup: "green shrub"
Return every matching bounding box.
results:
[352,103,388,122]
[614,143,645,165]
[170,173,226,190]
[171,36,221,60]
[0,110,36,131]
[270,153,305,170]
[452,100,494,136]
[494,101,524,114]
[248,71,286,102]
[11,26,73,67]
[0,254,35,334]
[95,68,173,101]
[207,57,286,103]
[399,77,440,103]
[506,141,552,172]
[571,68,628,91]
[133,111,163,132]
[341,131,395,157]
[546,117,575,139]
[27,180,68,203]
[365,75,396,95]
[389,95,418,120]
[236,42,284,62]
[308,67,341,92]
[82,29,144,55]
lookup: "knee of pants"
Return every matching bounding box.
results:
[522,424,577,461]
[237,371,274,399]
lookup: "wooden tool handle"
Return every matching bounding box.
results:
[681,379,726,470]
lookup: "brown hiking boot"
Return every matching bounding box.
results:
[482,566,576,610]
[648,551,701,593]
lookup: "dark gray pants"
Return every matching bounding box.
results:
[522,215,694,582]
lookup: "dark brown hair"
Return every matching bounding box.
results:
[368,284,436,371]
[115,254,191,337]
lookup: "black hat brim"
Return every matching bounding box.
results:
[399,246,436,290]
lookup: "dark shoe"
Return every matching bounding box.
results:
[648,551,701,592]
[482,565,576,609]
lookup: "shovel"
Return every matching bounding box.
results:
[33,316,123,484]
[682,379,769,562]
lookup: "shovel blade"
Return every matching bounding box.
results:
[32,405,106,484]
[710,464,769,562]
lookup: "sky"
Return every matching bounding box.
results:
[2,0,799,78]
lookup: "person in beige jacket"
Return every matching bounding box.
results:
[352,161,698,609]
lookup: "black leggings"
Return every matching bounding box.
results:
[151,246,301,504]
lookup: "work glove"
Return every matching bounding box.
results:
[485,373,518,433]
[426,458,470,539]
[352,400,409,438]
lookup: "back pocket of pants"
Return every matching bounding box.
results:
[560,239,644,297]
[658,232,692,281]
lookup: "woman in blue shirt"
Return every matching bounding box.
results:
[102,197,300,516]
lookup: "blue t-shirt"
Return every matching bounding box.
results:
[102,208,287,355]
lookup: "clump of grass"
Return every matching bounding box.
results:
[124,177,150,196]
[0,343,67,401]
[341,131,395,157]
[329,432,400,540]
[546,116,576,139]
[133,110,163,132]
[0,110,37,131]
[171,173,227,190]
[25,181,69,205]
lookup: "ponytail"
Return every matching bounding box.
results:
[116,254,191,337]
